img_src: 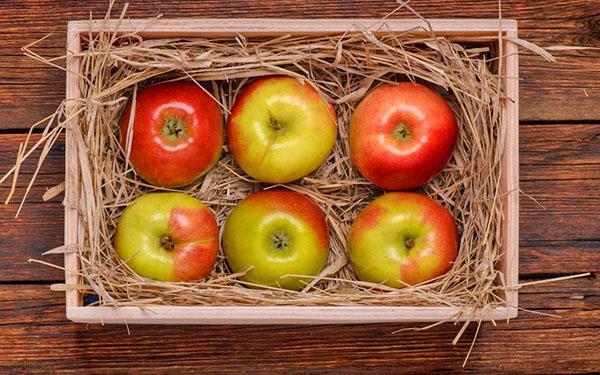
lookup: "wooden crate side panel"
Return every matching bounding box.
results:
[67,306,516,324]
[65,25,82,309]
[67,18,517,37]
[500,29,520,315]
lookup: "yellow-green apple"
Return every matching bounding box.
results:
[227,75,337,183]
[350,82,457,190]
[223,189,329,290]
[349,192,458,288]
[115,192,218,282]
[119,81,223,188]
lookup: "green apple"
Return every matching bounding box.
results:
[349,192,458,288]
[115,192,219,282]
[223,189,330,290]
[227,75,337,183]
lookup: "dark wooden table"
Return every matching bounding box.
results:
[1,1,599,373]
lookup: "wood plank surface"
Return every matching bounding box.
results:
[0,0,599,373]
[0,0,599,128]
[0,279,597,373]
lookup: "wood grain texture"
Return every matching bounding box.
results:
[0,281,598,373]
[0,134,64,281]
[1,1,599,372]
[520,124,600,180]
[0,0,599,129]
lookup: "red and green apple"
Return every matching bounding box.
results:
[350,82,458,190]
[119,81,223,188]
[223,189,330,290]
[227,75,337,183]
[115,192,219,282]
[349,192,458,288]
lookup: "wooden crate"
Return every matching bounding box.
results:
[64,19,519,324]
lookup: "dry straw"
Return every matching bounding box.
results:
[9,2,579,330]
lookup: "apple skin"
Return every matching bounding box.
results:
[223,189,330,290]
[349,192,458,288]
[350,82,458,190]
[227,75,337,183]
[119,81,223,188]
[115,192,219,282]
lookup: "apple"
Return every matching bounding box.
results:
[119,81,223,188]
[223,189,330,290]
[227,75,337,183]
[350,82,458,190]
[349,192,458,288]
[115,192,219,282]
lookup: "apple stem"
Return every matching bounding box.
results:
[269,116,283,130]
[161,236,175,251]
[394,123,411,141]
[404,238,416,249]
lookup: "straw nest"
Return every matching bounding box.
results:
[12,9,514,315]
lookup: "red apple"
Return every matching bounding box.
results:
[350,82,458,190]
[223,189,330,290]
[115,192,219,282]
[119,81,223,188]
[227,75,337,183]
[349,192,458,288]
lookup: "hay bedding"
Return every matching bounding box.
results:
[57,20,508,311]
[4,3,527,318]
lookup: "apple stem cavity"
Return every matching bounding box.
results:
[163,117,186,140]
[404,238,416,249]
[269,116,283,131]
[161,235,176,251]
[393,123,411,141]
[271,230,291,251]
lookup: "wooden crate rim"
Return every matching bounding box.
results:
[64,18,519,324]
[67,306,518,324]
[67,18,518,36]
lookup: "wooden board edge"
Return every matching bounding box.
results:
[64,23,82,310]
[501,28,520,311]
[66,306,518,325]
[66,18,518,36]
